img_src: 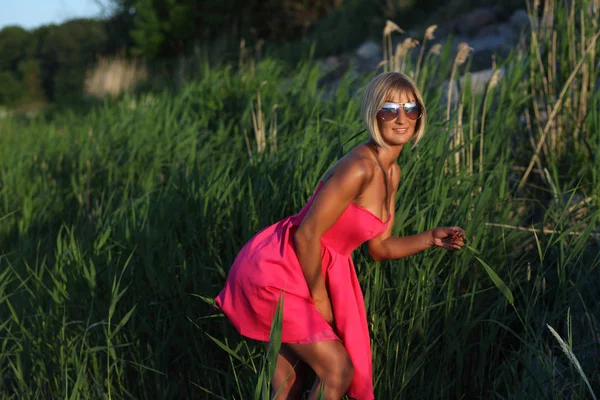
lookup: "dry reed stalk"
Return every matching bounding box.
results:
[523,105,548,184]
[546,324,598,400]
[395,38,418,73]
[429,43,442,56]
[383,20,404,73]
[511,166,545,175]
[455,73,471,174]
[575,10,590,148]
[255,39,265,61]
[243,129,253,166]
[375,60,388,72]
[546,29,557,154]
[567,195,596,213]
[518,29,600,189]
[446,43,472,173]
[541,0,554,42]
[455,88,466,174]
[549,30,558,153]
[526,0,538,39]
[569,1,577,69]
[533,31,551,105]
[447,43,472,112]
[485,223,600,238]
[543,168,559,198]
[527,0,552,127]
[269,105,278,153]
[527,50,549,161]
[478,69,501,175]
[419,44,442,85]
[239,39,246,72]
[415,25,437,81]
[468,88,476,174]
[251,92,266,153]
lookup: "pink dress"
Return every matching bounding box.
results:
[215,181,389,399]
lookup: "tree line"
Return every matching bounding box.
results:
[0,0,517,109]
[0,0,349,109]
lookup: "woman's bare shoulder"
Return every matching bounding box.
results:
[321,144,377,186]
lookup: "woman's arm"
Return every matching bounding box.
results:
[369,228,465,261]
[293,156,373,322]
[367,164,465,261]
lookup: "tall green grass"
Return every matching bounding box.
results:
[0,0,599,398]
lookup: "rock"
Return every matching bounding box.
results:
[317,55,350,87]
[467,27,515,70]
[509,9,530,34]
[437,67,505,109]
[498,22,520,43]
[476,24,500,38]
[353,40,383,74]
[476,23,518,44]
[318,55,343,72]
[470,35,506,54]
[356,40,381,60]
[460,67,505,95]
[456,7,499,36]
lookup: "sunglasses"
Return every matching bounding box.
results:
[378,101,423,121]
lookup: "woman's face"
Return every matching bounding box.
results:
[376,89,420,147]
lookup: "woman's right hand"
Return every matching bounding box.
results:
[313,295,334,326]
[431,226,466,250]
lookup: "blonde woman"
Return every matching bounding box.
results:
[215,72,465,399]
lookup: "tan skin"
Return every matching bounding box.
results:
[271,89,466,399]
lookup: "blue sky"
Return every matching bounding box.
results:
[0,0,107,30]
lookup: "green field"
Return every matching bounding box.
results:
[1,0,599,398]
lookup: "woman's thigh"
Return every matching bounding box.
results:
[286,340,352,379]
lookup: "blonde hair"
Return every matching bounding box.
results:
[360,72,427,148]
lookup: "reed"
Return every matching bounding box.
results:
[0,0,599,398]
[382,20,404,72]
[414,25,437,82]
[445,42,472,174]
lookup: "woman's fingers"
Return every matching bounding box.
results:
[443,235,465,250]
[432,226,467,250]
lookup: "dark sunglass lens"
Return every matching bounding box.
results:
[404,103,422,120]
[379,108,398,121]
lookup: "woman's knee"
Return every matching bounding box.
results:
[323,352,354,392]
[272,363,297,395]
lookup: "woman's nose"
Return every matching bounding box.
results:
[395,107,407,123]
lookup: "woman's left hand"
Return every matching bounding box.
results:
[431,226,466,251]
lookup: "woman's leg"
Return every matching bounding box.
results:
[271,343,309,399]
[286,340,354,400]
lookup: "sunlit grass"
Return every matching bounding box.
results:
[0,0,599,398]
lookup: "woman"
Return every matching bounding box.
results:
[215,72,465,400]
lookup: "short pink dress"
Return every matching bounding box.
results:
[215,181,389,399]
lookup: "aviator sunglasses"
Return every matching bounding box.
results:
[378,101,423,121]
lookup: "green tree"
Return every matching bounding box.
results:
[0,26,32,71]
[130,0,165,59]
[39,19,108,103]
[0,71,23,105]
[110,0,346,60]
[18,59,46,104]
[30,25,56,100]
